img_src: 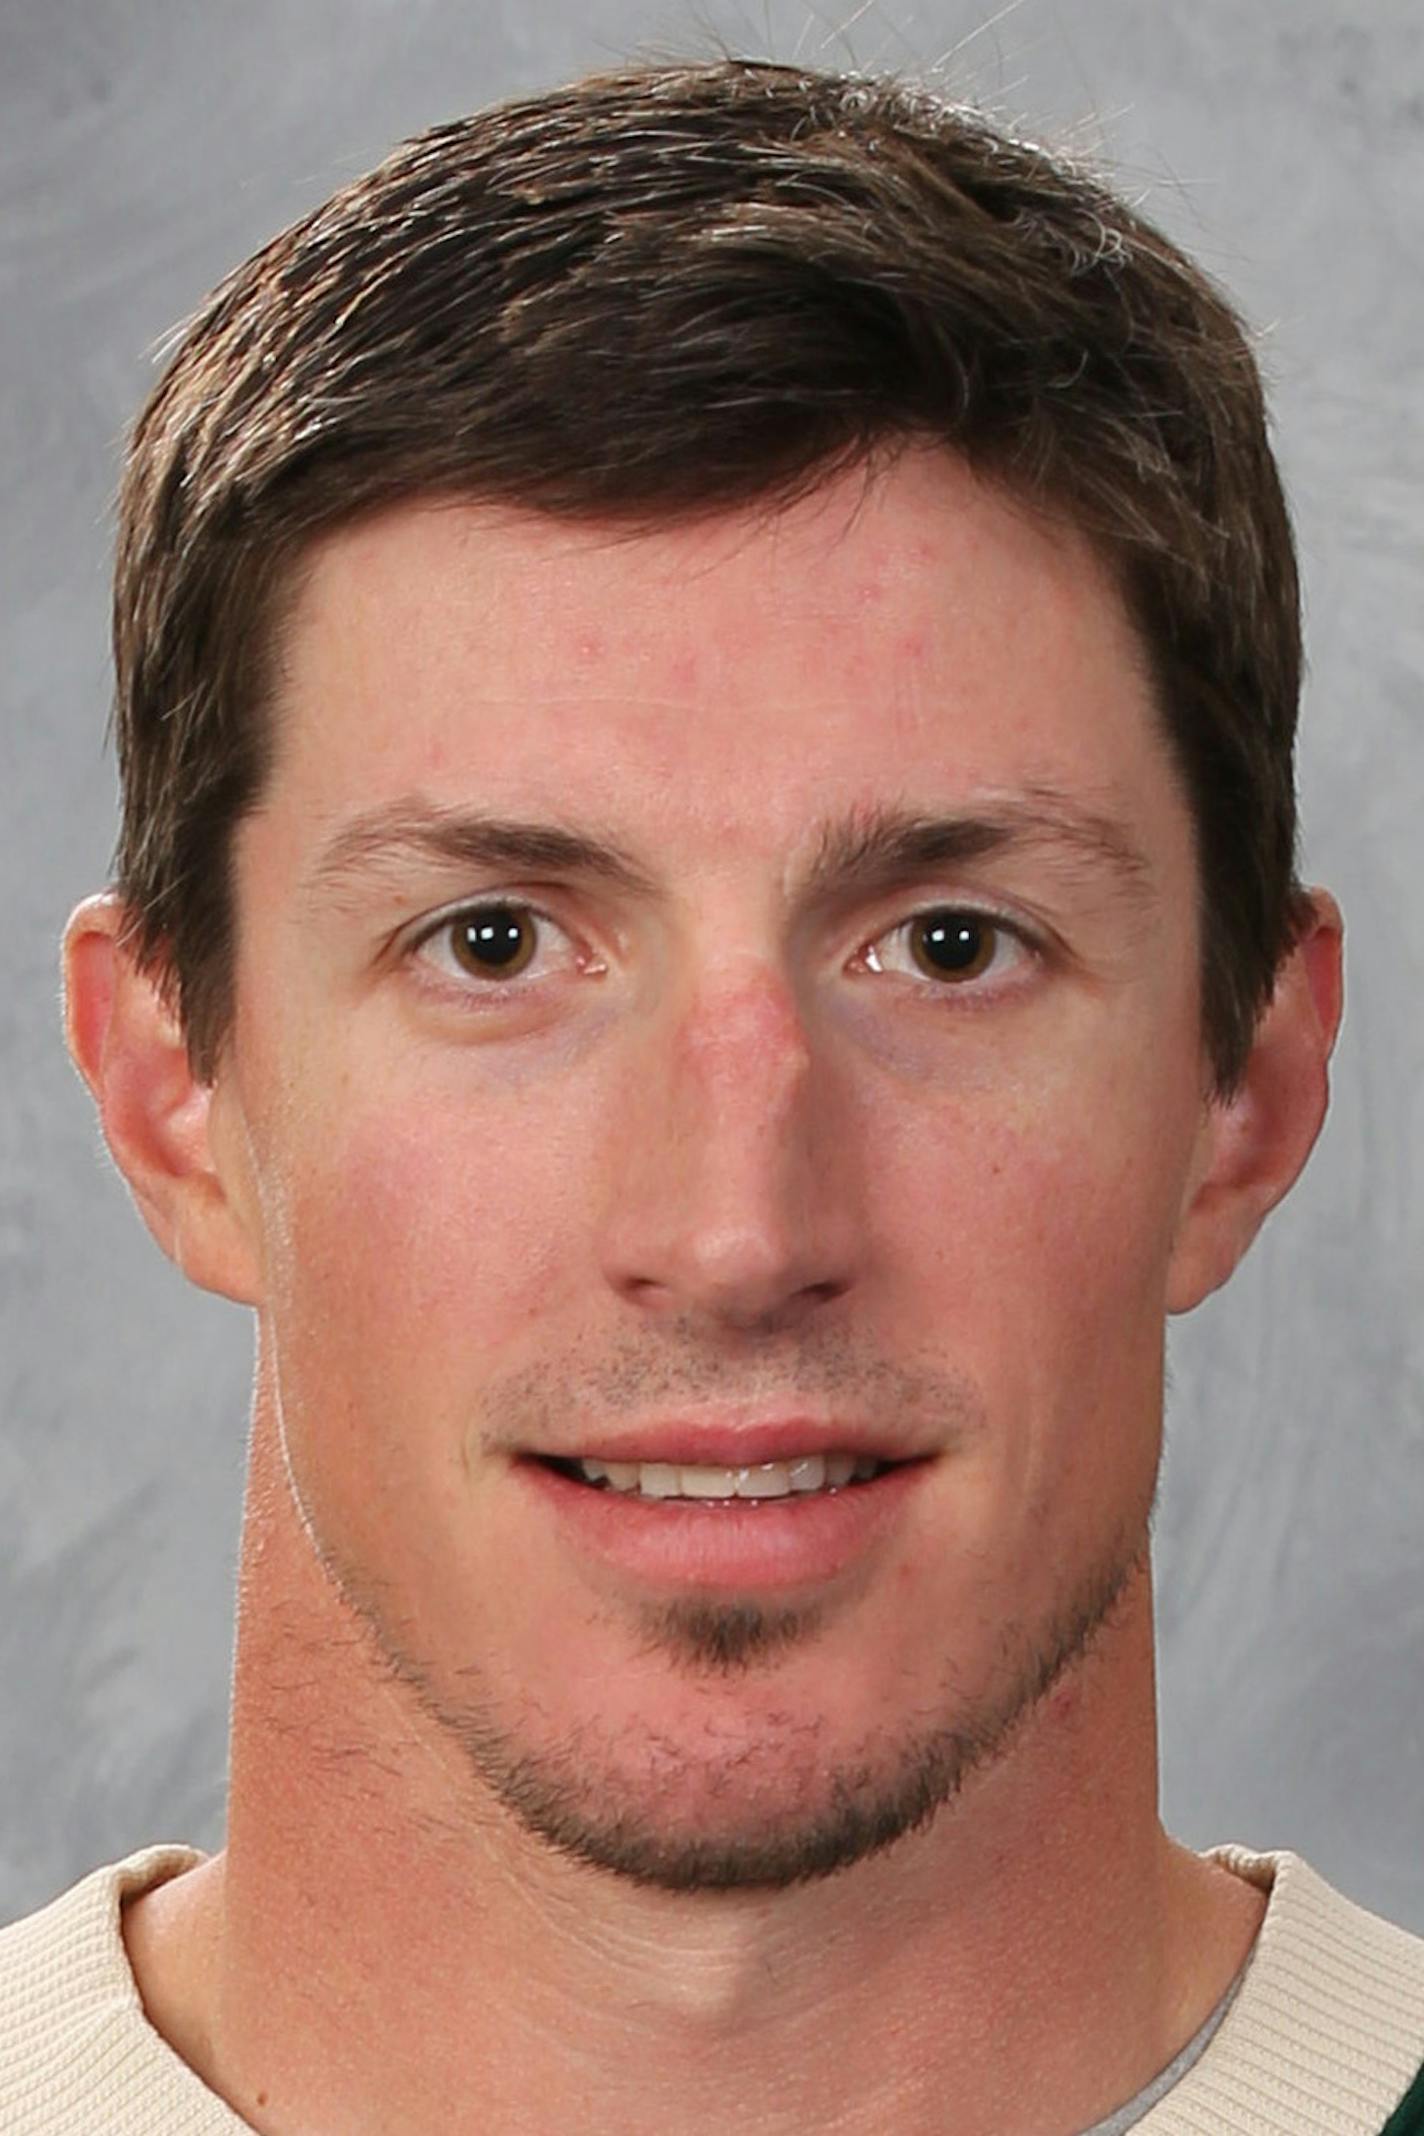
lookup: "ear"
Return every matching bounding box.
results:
[1167,890,1344,1313]
[63,892,261,1305]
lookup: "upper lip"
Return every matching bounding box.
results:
[526,1417,937,1468]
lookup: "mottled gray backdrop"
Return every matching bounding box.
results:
[2,0,1420,1930]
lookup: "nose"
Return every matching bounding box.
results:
[596,962,864,1334]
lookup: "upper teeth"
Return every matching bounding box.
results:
[573,1454,883,1498]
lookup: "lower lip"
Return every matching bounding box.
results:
[516,1458,931,1594]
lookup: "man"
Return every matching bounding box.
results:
[2,53,1420,2136]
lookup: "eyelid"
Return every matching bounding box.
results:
[856,902,1044,981]
[397,892,1046,993]
[403,894,584,983]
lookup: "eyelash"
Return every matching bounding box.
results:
[405,900,1040,999]
[857,910,1035,991]
[408,901,586,990]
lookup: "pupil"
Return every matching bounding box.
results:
[458,907,530,971]
[915,912,989,975]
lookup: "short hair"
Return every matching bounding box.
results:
[112,56,1310,1090]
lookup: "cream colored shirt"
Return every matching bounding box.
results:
[2,1842,1422,2133]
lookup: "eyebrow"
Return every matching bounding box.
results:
[800,792,1156,908]
[304,788,1156,914]
[306,802,660,906]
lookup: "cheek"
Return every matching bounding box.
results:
[883,1024,1193,1236]
[879,1103,1180,1599]
[252,1091,587,1576]
[262,1093,575,1369]
[873,1061,1195,1403]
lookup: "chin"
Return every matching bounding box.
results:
[462,1700,970,1892]
[306,1431,1156,1893]
[434,1524,1148,1893]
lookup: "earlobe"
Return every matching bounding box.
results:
[63,893,262,1305]
[1166,890,1344,1314]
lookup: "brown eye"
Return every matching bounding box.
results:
[908,911,999,982]
[446,905,539,980]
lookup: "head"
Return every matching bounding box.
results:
[112,57,1310,1093]
[69,60,1341,1892]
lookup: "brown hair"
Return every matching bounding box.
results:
[113,57,1310,1089]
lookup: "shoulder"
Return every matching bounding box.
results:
[0,1846,246,2134]
[1145,1846,1424,2135]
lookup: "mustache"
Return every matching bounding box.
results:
[474,1320,985,1454]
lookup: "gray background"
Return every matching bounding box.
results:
[2,0,1420,1931]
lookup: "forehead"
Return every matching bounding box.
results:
[265,448,1177,864]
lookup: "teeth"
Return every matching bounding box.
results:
[570,1454,886,1499]
[637,1463,681,1499]
[681,1465,739,1498]
[735,1464,791,1499]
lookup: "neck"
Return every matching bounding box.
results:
[128,1403,1265,2136]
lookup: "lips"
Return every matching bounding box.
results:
[516,1423,934,1593]
[523,1414,936,1471]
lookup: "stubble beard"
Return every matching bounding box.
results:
[335,1507,1154,1895]
[279,1334,1160,1895]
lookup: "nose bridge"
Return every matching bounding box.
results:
[676,958,812,1112]
[598,952,859,1326]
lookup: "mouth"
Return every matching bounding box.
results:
[520,1443,930,1593]
[541,1452,895,1500]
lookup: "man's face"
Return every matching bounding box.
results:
[211,451,1211,1888]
